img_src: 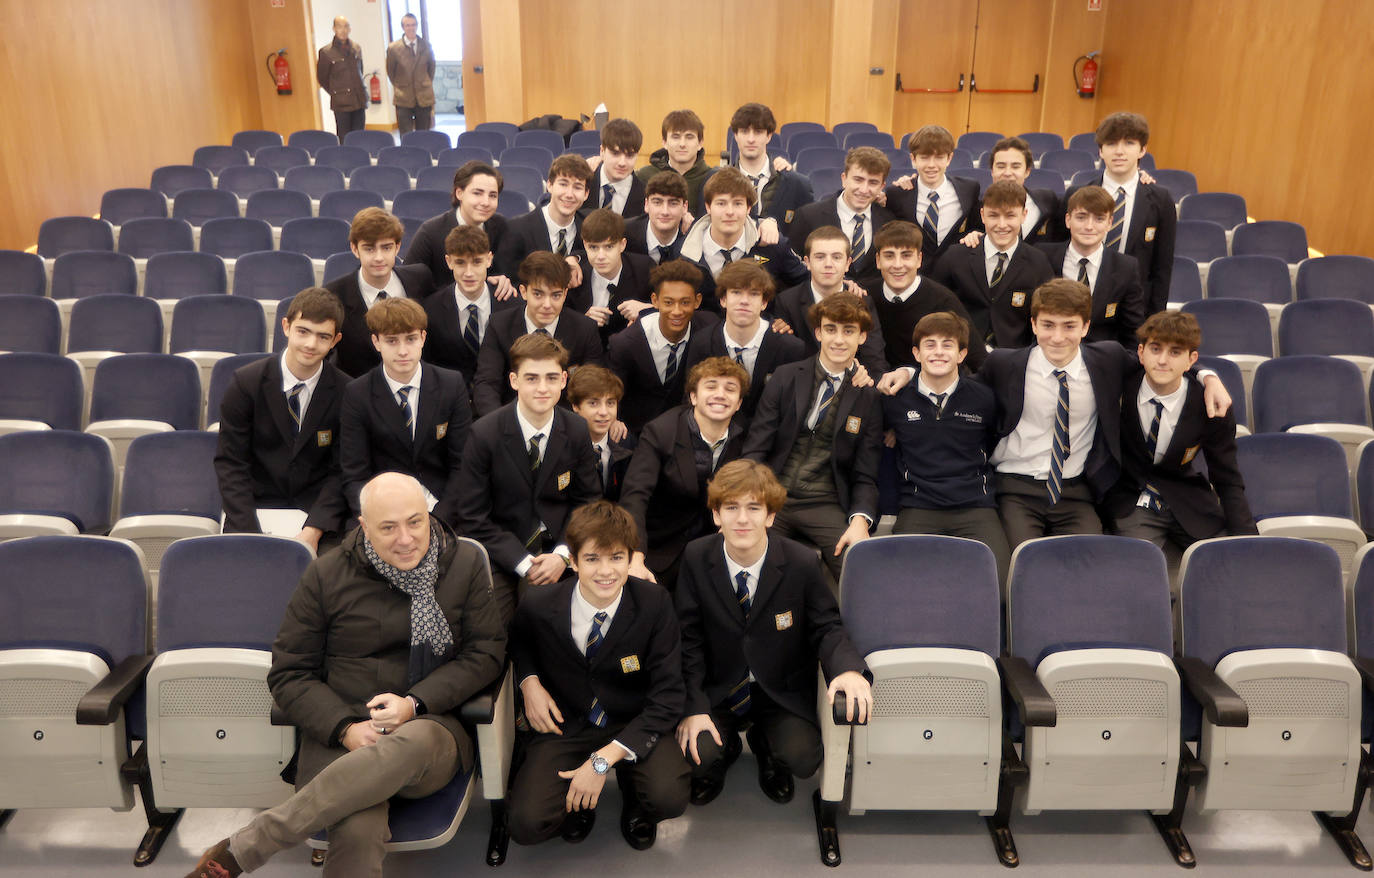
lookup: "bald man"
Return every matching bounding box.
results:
[317,15,368,138]
[188,473,506,878]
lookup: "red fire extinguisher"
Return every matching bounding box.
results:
[1073,52,1099,98]
[266,49,292,96]
[368,72,382,104]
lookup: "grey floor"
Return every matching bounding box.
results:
[4,752,1372,877]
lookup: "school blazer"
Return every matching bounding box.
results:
[454,404,601,575]
[566,251,656,341]
[674,533,867,722]
[623,216,683,263]
[742,356,882,522]
[883,176,983,275]
[1023,188,1061,241]
[601,434,636,502]
[420,282,522,388]
[1036,242,1146,348]
[1105,372,1257,540]
[707,166,815,234]
[930,242,1055,350]
[469,307,605,417]
[977,341,1135,500]
[682,244,810,315]
[697,325,807,419]
[339,363,472,524]
[583,166,646,219]
[510,577,683,758]
[618,405,748,572]
[325,264,436,378]
[604,312,719,435]
[1061,175,1177,315]
[772,283,891,376]
[404,211,510,290]
[214,355,349,534]
[493,208,584,280]
[785,197,899,286]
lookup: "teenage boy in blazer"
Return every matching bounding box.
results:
[568,365,637,502]
[786,147,898,287]
[455,333,602,624]
[985,137,1060,241]
[1105,310,1256,555]
[340,297,471,528]
[494,154,594,280]
[470,251,604,416]
[508,501,688,851]
[1037,185,1146,348]
[605,259,718,436]
[883,125,981,276]
[619,357,750,592]
[327,208,436,378]
[406,161,514,297]
[567,208,656,343]
[674,460,871,807]
[743,292,881,584]
[421,225,521,390]
[724,102,813,235]
[931,180,1055,350]
[215,287,349,554]
[624,171,690,265]
[582,118,647,218]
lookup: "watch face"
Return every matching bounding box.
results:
[591,755,610,774]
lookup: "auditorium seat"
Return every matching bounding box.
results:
[787,130,840,160]
[1069,169,1099,190]
[815,535,1010,868]
[283,165,347,202]
[51,251,138,311]
[807,167,842,200]
[794,147,845,176]
[0,249,47,296]
[949,167,993,196]
[436,145,495,167]
[1177,536,1368,868]
[251,144,311,177]
[313,144,372,175]
[1178,192,1248,230]
[831,121,878,144]
[416,165,458,192]
[1038,148,1096,179]
[232,250,315,302]
[245,188,312,228]
[116,217,194,259]
[882,148,912,171]
[351,164,413,201]
[1173,220,1228,265]
[1207,255,1294,337]
[512,129,566,156]
[216,164,280,199]
[191,145,249,176]
[232,129,282,154]
[1235,433,1367,575]
[389,189,449,222]
[1166,255,1204,308]
[319,188,384,221]
[1195,355,1249,433]
[171,188,239,229]
[0,352,83,432]
[495,165,544,206]
[1181,298,1273,401]
[1297,255,1374,303]
[1138,153,1157,170]
[198,217,273,259]
[956,131,1003,158]
[376,145,432,177]
[1067,132,1098,154]
[1150,169,1198,201]
[271,296,293,352]
[496,189,533,218]
[206,352,269,430]
[99,188,168,227]
[1232,219,1309,263]
[67,295,165,399]
[287,129,339,157]
[169,295,269,394]
[0,297,61,355]
[1016,131,1064,158]
[0,431,115,535]
[842,131,894,150]
[322,251,360,284]
[779,121,825,151]
[1278,298,1374,384]
[457,129,509,156]
[498,146,554,178]
[947,147,974,169]
[399,215,424,255]
[472,121,518,148]
[149,165,213,199]
[567,129,601,151]
[1024,168,1065,196]
[401,128,452,157]
[1252,356,1373,470]
[1357,441,1374,538]
[279,217,350,264]
[87,353,202,473]
[37,216,114,258]
[143,251,227,303]
[343,128,395,157]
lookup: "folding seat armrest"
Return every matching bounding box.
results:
[76,654,154,725]
[1353,656,1374,694]
[830,692,869,726]
[460,665,511,725]
[997,655,1056,727]
[1176,656,1248,727]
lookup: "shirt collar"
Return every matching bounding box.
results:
[723,320,768,354]
[357,269,402,305]
[279,352,323,393]
[541,204,575,239]
[982,236,1019,262]
[1102,171,1138,201]
[454,284,492,312]
[1138,376,1188,413]
[708,228,746,259]
[572,581,624,628]
[723,542,768,589]
[524,310,560,336]
[1029,344,1086,380]
[642,312,689,350]
[835,196,869,228]
[883,277,922,302]
[917,176,956,201]
[515,403,554,444]
[916,374,959,400]
[382,362,423,397]
[1067,241,1105,267]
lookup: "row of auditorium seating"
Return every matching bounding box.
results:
[4,530,1373,868]
[107,181,466,224]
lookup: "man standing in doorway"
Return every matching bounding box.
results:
[317,15,368,139]
[386,13,436,134]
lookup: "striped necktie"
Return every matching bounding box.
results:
[1077,257,1090,287]
[923,191,940,243]
[747,174,764,219]
[585,611,609,727]
[1142,398,1166,512]
[1106,186,1126,250]
[287,382,305,433]
[990,251,1008,287]
[1047,369,1070,505]
[809,373,840,429]
[725,569,753,716]
[462,303,480,353]
[527,432,542,472]
[932,391,947,419]
[396,386,414,438]
[851,213,866,255]
[664,340,684,384]
[555,227,568,257]
[602,183,615,209]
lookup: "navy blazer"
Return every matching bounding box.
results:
[493,208,585,280]
[582,166,646,218]
[623,216,683,263]
[469,306,605,417]
[604,312,719,435]
[786,196,899,287]
[883,175,983,275]
[454,403,601,575]
[404,210,510,290]
[743,356,882,521]
[1060,175,1177,315]
[420,282,522,388]
[214,355,348,534]
[930,241,1056,350]
[862,276,987,373]
[510,577,683,758]
[326,264,436,379]
[683,241,810,317]
[566,251,656,342]
[772,283,891,375]
[1022,188,1061,242]
[674,533,866,721]
[600,434,637,502]
[707,166,815,235]
[1036,242,1146,348]
[696,323,807,419]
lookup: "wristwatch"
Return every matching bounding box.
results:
[589,753,610,775]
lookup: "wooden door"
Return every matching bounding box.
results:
[891,0,977,141]
[966,0,1052,136]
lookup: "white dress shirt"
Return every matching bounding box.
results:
[1137,378,1187,466]
[916,374,959,412]
[541,205,576,254]
[722,321,769,377]
[704,230,746,277]
[279,352,324,423]
[836,197,872,255]
[983,237,1019,286]
[642,314,692,383]
[591,266,622,311]
[455,286,493,343]
[724,544,768,681]
[916,177,960,244]
[647,228,680,263]
[883,277,923,303]
[357,270,406,309]
[382,365,438,510]
[567,585,635,761]
[992,346,1096,480]
[601,170,633,214]
[1021,195,1042,240]
[1064,242,1104,292]
[523,310,560,338]
[513,405,567,574]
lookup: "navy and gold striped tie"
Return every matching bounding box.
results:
[990,251,1008,287]
[1106,186,1126,250]
[586,610,609,728]
[396,386,414,438]
[1143,398,1166,512]
[923,191,940,243]
[462,304,480,353]
[726,570,753,716]
[287,382,305,433]
[1047,369,1070,505]
[664,340,684,385]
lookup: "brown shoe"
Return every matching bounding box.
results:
[186,838,242,878]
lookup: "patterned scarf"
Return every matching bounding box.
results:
[362,520,453,686]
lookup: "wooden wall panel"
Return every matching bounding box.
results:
[1099,0,1374,256]
[247,0,322,137]
[827,0,897,134]
[892,0,977,140]
[1038,0,1108,138]
[0,1,260,250]
[460,0,487,125]
[479,0,525,127]
[965,0,1052,136]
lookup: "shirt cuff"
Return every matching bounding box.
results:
[849,513,874,528]
[1196,368,1217,382]
[613,740,637,762]
[901,365,917,379]
[553,544,570,561]
[514,554,535,577]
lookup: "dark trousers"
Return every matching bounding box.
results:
[690,685,822,780]
[996,473,1103,551]
[772,496,851,585]
[507,725,689,845]
[334,108,367,139]
[396,104,433,133]
[894,504,1011,586]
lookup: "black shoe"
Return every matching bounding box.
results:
[619,803,658,850]
[746,726,794,804]
[690,731,743,806]
[559,808,595,843]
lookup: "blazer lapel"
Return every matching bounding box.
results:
[672,409,700,497]
[501,408,536,486]
[705,540,748,627]
[595,586,638,663]
[792,359,816,422]
[748,541,787,624]
[412,365,440,461]
[292,364,336,454]
[534,411,565,495]
[370,371,412,447]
